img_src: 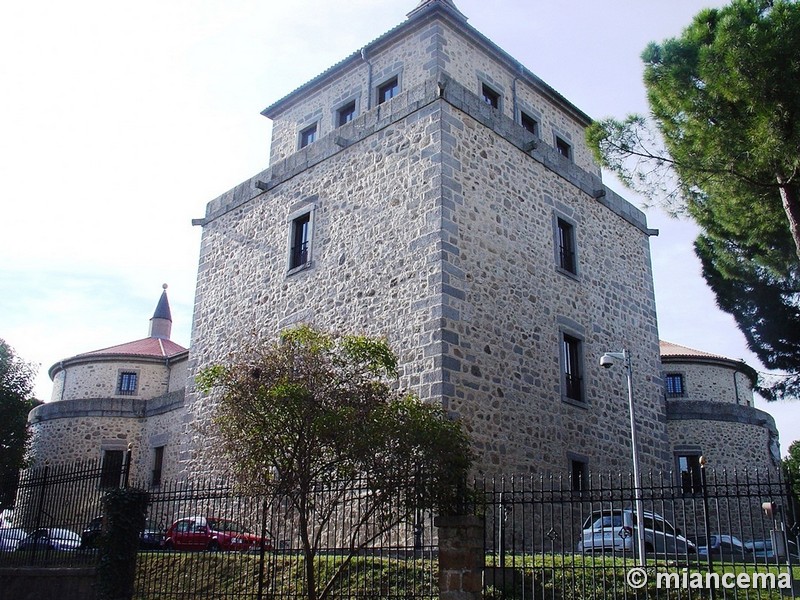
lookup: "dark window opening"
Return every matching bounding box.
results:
[377,77,399,105]
[289,213,311,270]
[152,446,164,487]
[571,459,587,492]
[666,373,685,398]
[521,112,538,135]
[678,454,703,494]
[300,124,317,148]
[562,334,583,402]
[557,218,576,274]
[481,83,500,109]
[337,101,356,127]
[556,136,572,160]
[118,371,138,396]
[100,450,124,489]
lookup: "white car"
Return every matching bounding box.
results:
[577,508,696,556]
[17,528,81,552]
[0,528,28,552]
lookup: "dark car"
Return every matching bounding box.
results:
[81,516,164,549]
[745,538,800,561]
[698,534,752,561]
[163,516,269,552]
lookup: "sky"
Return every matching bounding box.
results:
[1,0,796,453]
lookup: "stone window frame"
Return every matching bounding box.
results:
[375,71,402,106]
[552,211,579,279]
[116,369,140,396]
[286,198,318,276]
[298,122,319,149]
[558,319,586,407]
[480,81,502,111]
[554,132,573,161]
[675,448,703,494]
[665,372,686,398]
[333,96,359,128]
[518,108,540,137]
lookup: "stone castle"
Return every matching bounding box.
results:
[27,0,780,486]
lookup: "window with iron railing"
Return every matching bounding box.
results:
[557,218,577,274]
[562,334,583,403]
[289,212,311,270]
[118,371,138,396]
[666,373,686,398]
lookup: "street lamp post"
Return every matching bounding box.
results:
[600,349,646,567]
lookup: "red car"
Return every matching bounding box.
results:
[163,516,269,551]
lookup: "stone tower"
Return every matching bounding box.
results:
[184,0,671,476]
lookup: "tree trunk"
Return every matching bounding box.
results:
[777,177,800,262]
[298,503,317,600]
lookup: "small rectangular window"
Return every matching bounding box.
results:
[337,101,356,127]
[678,454,703,494]
[289,212,311,270]
[118,371,138,396]
[570,459,587,492]
[666,373,685,398]
[562,334,583,402]
[300,124,317,148]
[152,446,164,487]
[520,112,538,135]
[100,450,124,489]
[481,83,500,109]
[377,77,399,105]
[555,136,572,160]
[557,218,577,274]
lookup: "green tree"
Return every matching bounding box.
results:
[782,440,800,510]
[586,0,800,397]
[197,325,472,600]
[0,339,39,510]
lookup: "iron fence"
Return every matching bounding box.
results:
[478,468,799,599]
[3,459,800,599]
[136,477,438,599]
[0,455,130,567]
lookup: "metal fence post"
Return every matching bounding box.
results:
[700,458,715,600]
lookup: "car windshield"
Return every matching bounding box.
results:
[587,513,623,529]
[207,519,248,533]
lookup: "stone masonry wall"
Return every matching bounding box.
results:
[438,23,598,175]
[267,19,442,164]
[435,100,668,474]
[667,410,778,473]
[185,101,447,477]
[663,359,754,406]
[267,17,597,176]
[185,69,669,477]
[50,360,171,402]
[27,391,185,485]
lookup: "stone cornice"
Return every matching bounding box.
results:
[203,76,652,237]
[666,399,777,436]
[28,389,185,423]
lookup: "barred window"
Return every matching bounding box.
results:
[118,371,138,395]
[557,218,577,274]
[666,373,685,398]
[562,334,583,403]
[678,454,703,494]
[289,212,311,270]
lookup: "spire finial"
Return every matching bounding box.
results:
[149,285,173,339]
